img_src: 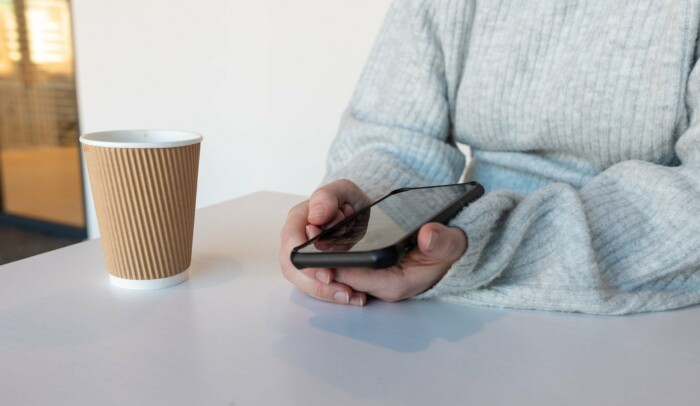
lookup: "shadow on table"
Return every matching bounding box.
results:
[268,289,504,398]
[296,290,504,352]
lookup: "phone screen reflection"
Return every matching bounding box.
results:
[299,183,476,253]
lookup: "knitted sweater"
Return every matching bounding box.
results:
[323,0,700,315]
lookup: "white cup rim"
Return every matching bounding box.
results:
[80,129,203,149]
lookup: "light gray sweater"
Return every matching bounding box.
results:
[323,0,700,314]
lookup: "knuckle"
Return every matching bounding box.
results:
[313,283,327,300]
[287,201,308,218]
[338,178,357,190]
[280,264,293,280]
[336,179,352,189]
[310,188,333,205]
[279,230,294,248]
[285,206,297,219]
[279,223,290,240]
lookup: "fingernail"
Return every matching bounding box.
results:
[315,271,330,284]
[334,291,350,303]
[342,203,354,217]
[349,294,364,307]
[426,230,438,251]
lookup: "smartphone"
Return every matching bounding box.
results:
[291,182,484,269]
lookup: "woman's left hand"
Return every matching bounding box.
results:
[321,222,468,302]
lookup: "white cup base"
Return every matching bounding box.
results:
[109,270,189,290]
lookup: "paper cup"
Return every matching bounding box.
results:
[81,130,202,289]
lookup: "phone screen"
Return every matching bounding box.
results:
[296,183,477,254]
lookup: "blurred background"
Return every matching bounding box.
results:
[0,0,85,263]
[0,0,391,264]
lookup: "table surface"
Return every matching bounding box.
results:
[1,191,699,405]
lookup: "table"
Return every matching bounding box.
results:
[1,192,699,405]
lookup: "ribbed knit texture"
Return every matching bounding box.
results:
[323,0,700,314]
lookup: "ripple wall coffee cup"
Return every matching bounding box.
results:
[80,130,202,289]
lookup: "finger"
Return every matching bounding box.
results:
[281,245,342,293]
[279,251,354,304]
[349,291,367,307]
[341,203,354,218]
[280,202,313,263]
[308,180,370,225]
[282,203,343,255]
[306,224,322,239]
[332,224,468,303]
[279,202,329,281]
[279,202,355,304]
[322,209,347,230]
[287,270,355,304]
[333,267,402,297]
[416,223,468,263]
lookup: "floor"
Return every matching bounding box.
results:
[0,223,82,265]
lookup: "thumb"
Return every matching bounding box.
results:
[417,223,468,263]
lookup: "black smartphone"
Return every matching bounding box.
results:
[291,182,484,269]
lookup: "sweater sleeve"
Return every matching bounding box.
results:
[419,102,700,313]
[416,37,700,315]
[322,0,468,199]
[324,0,700,314]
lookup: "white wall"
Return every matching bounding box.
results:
[71,0,391,238]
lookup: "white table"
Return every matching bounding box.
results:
[1,192,699,405]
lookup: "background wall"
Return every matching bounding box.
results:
[71,0,391,238]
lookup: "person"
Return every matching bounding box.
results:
[279,0,700,315]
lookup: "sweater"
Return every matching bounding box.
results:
[322,0,700,315]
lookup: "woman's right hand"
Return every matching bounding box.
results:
[279,179,371,306]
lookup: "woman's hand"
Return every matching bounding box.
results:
[279,179,468,306]
[332,222,467,302]
[279,180,371,306]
